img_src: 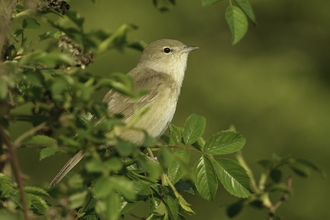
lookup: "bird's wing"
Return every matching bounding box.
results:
[103,67,175,122]
[49,150,86,187]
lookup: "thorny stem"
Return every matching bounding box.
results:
[0,125,30,220]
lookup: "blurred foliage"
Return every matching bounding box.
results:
[0,0,328,220]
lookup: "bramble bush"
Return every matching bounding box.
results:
[0,1,325,220]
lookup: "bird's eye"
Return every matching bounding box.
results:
[163,47,171,53]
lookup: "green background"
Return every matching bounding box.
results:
[14,0,330,219]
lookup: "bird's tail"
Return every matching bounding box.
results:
[50,150,86,187]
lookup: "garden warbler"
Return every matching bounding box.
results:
[50,39,198,186]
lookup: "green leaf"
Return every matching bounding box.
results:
[25,186,50,197]
[225,5,248,44]
[169,124,182,145]
[213,158,253,198]
[182,114,206,145]
[103,158,123,172]
[234,0,257,24]
[121,201,142,214]
[164,195,179,220]
[29,194,48,215]
[23,18,40,29]
[226,200,244,218]
[69,190,88,209]
[110,176,136,201]
[204,130,246,155]
[92,176,113,198]
[95,193,121,220]
[168,149,189,184]
[132,180,151,197]
[202,0,221,7]
[158,147,173,168]
[194,156,218,201]
[0,173,16,197]
[269,169,282,183]
[39,147,60,160]
[289,158,327,178]
[25,135,58,148]
[85,158,104,173]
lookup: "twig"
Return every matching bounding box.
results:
[236,150,259,193]
[268,176,293,220]
[0,125,30,220]
[18,65,59,70]
[167,145,204,154]
[13,122,47,147]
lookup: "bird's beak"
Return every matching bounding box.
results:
[182,46,199,53]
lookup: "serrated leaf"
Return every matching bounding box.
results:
[23,18,40,29]
[25,135,58,148]
[159,147,173,168]
[202,0,221,7]
[110,176,135,201]
[194,156,218,201]
[39,147,60,160]
[132,181,151,197]
[175,180,195,195]
[121,201,142,214]
[168,160,183,184]
[95,193,121,220]
[182,114,206,146]
[29,194,48,215]
[103,158,123,172]
[213,158,253,198]
[204,130,246,155]
[168,149,189,184]
[25,186,50,197]
[169,124,182,145]
[93,176,113,198]
[164,195,179,220]
[234,0,257,24]
[225,5,248,44]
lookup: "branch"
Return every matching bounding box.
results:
[0,125,30,220]
[167,145,203,154]
[268,176,293,220]
[13,122,47,147]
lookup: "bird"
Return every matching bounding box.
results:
[50,39,198,187]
